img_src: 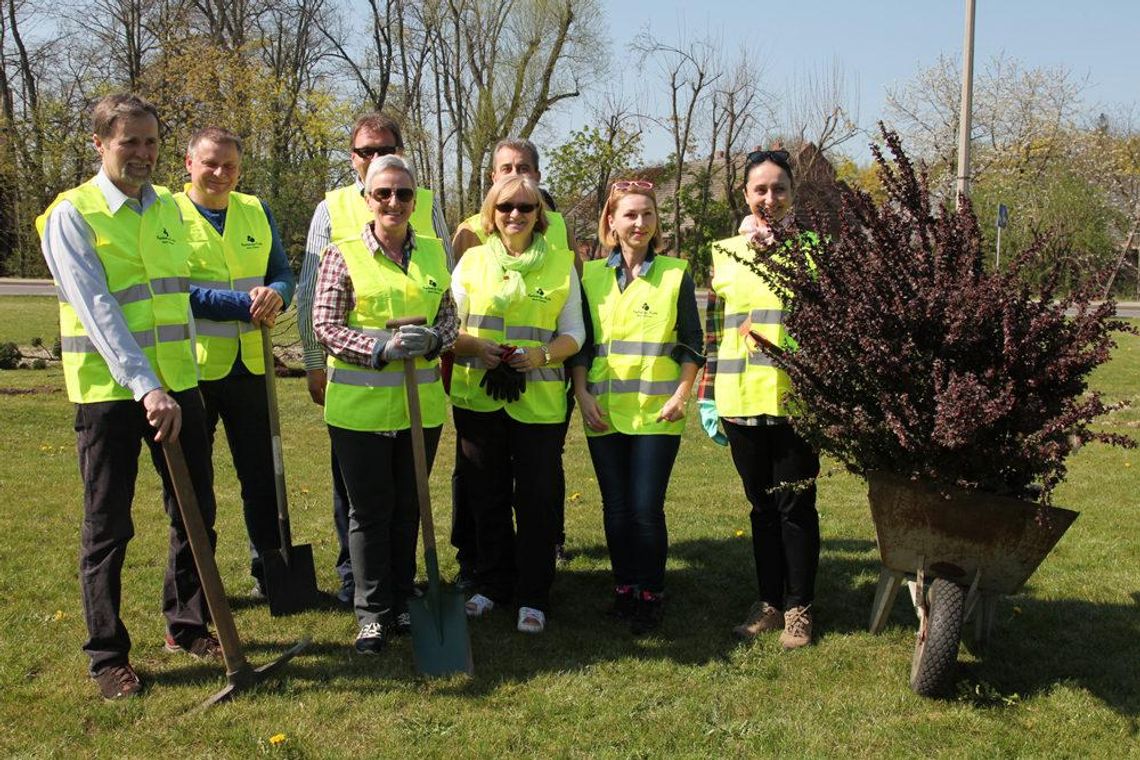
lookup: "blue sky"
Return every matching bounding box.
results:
[546,0,1140,163]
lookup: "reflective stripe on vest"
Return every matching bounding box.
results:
[326,184,437,248]
[581,256,687,436]
[175,189,272,379]
[709,235,798,417]
[449,237,573,423]
[324,235,451,432]
[463,209,570,250]
[36,180,197,403]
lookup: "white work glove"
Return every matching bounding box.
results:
[396,324,440,358]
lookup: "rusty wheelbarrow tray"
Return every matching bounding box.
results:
[864,471,1078,697]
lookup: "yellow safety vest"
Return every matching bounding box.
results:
[325,184,436,248]
[449,236,573,423]
[174,188,271,379]
[324,235,450,432]
[709,235,804,417]
[581,255,687,436]
[462,209,570,251]
[36,181,197,404]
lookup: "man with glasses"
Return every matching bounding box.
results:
[36,94,222,700]
[295,113,453,606]
[173,126,295,600]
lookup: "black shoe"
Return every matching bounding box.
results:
[93,663,143,701]
[452,570,476,592]
[606,586,637,620]
[394,609,412,636]
[554,544,572,565]
[631,591,664,636]
[354,621,389,654]
[336,583,355,608]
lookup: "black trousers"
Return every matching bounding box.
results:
[450,393,573,575]
[724,421,821,610]
[198,372,280,582]
[74,389,217,674]
[453,407,563,612]
[329,424,440,626]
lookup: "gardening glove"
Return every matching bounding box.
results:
[397,324,440,358]
[479,366,507,400]
[378,334,412,363]
[698,399,728,446]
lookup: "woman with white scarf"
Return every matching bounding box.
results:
[449,176,584,634]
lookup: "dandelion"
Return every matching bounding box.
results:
[734,530,745,538]
[52,610,66,622]
[300,487,310,494]
[568,491,581,502]
[269,734,287,746]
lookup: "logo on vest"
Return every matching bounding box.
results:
[528,286,550,304]
[156,227,176,245]
[241,234,259,249]
[634,301,658,318]
[422,276,443,295]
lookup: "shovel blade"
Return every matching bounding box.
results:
[408,586,473,677]
[263,544,321,617]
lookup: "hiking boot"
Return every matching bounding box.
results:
[630,591,664,636]
[354,621,389,654]
[164,631,223,660]
[606,585,637,620]
[93,663,143,701]
[517,606,546,634]
[780,605,813,649]
[733,601,783,640]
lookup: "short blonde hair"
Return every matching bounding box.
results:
[480,176,549,238]
[598,185,664,252]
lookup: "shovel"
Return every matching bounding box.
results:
[259,325,321,616]
[387,316,474,677]
[162,439,309,708]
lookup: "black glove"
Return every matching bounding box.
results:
[480,362,526,402]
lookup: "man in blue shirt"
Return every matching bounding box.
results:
[175,127,295,598]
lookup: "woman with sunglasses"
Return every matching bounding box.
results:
[313,154,458,654]
[568,180,703,635]
[697,149,821,649]
[449,175,583,634]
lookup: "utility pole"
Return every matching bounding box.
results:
[955,0,977,210]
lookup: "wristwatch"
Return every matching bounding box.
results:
[539,344,551,366]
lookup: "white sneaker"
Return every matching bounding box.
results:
[517,606,546,633]
[465,593,495,617]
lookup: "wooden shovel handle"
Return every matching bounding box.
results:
[385,317,436,552]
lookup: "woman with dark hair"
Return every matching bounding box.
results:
[697,149,822,649]
[449,175,584,634]
[569,180,703,635]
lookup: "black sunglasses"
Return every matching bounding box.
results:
[495,202,538,214]
[353,145,398,160]
[371,187,416,203]
[746,149,791,165]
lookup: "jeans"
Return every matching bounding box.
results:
[74,389,217,673]
[198,371,280,584]
[724,420,820,609]
[586,433,681,594]
[329,424,440,626]
[453,407,563,612]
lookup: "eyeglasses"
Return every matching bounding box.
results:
[370,187,416,203]
[746,149,790,165]
[612,180,654,191]
[353,145,398,160]
[494,202,538,214]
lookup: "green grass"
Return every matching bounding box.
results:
[0,296,59,347]
[0,299,1137,758]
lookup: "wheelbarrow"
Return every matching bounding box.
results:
[865,471,1078,697]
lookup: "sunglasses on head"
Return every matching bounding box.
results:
[495,201,538,214]
[370,187,416,203]
[353,145,398,160]
[746,149,790,165]
[611,179,654,192]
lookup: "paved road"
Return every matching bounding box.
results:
[2,279,1138,317]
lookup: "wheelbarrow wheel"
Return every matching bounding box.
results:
[909,578,965,698]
